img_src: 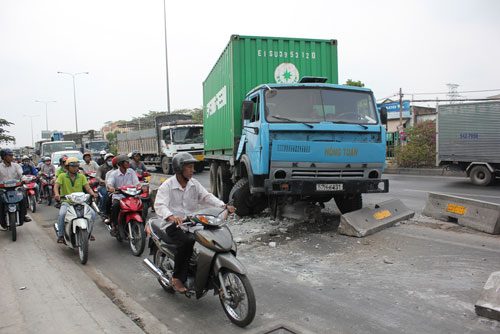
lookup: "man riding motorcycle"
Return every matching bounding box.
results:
[40,156,56,175]
[154,152,235,293]
[56,156,69,178]
[128,150,147,172]
[0,148,31,225]
[54,157,98,244]
[96,150,107,166]
[21,155,41,203]
[80,152,99,173]
[96,153,114,213]
[106,154,139,236]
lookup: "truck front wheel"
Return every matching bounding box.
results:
[334,194,362,214]
[470,165,493,186]
[161,157,172,175]
[229,178,267,216]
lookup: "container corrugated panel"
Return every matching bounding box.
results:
[203,35,338,156]
[438,101,500,163]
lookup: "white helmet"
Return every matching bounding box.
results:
[100,150,106,155]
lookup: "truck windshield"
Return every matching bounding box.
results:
[265,88,378,125]
[88,141,109,151]
[171,127,203,144]
[42,142,77,155]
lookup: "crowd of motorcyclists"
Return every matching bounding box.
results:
[0,148,234,294]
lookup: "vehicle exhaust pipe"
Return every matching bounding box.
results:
[143,258,171,286]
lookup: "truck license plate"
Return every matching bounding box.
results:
[316,183,343,191]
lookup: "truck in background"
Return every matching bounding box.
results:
[34,140,78,163]
[437,101,500,186]
[116,114,205,174]
[62,130,108,158]
[203,35,388,216]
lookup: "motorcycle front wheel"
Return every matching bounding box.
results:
[128,220,146,256]
[29,194,36,213]
[9,211,17,241]
[77,228,89,264]
[219,270,256,328]
[47,187,53,206]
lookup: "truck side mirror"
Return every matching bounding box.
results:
[241,101,254,120]
[379,107,388,125]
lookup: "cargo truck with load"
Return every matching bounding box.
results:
[203,35,389,217]
[117,114,205,174]
[437,101,500,186]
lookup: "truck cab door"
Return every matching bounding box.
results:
[243,94,263,174]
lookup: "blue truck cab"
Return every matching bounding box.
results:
[233,80,389,215]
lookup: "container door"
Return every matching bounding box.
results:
[244,93,263,174]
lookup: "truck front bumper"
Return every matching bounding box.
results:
[263,178,389,196]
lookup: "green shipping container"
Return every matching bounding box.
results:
[203,35,338,157]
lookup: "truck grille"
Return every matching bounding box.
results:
[276,144,311,153]
[291,169,365,178]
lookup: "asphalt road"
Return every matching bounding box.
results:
[28,173,500,333]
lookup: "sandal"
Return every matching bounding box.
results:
[57,236,66,244]
[90,235,95,241]
[110,229,118,237]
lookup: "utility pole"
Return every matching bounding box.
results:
[399,87,404,147]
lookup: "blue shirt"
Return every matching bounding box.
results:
[22,164,38,176]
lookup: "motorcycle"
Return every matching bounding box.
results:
[136,169,151,221]
[53,192,94,264]
[85,171,100,207]
[22,175,38,213]
[40,171,56,206]
[106,184,146,256]
[0,179,25,241]
[143,206,256,328]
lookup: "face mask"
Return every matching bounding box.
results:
[107,161,112,166]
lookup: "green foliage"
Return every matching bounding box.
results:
[190,107,203,122]
[105,130,119,155]
[394,120,436,167]
[344,79,365,87]
[0,118,15,144]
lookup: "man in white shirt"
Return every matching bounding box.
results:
[154,152,234,293]
[0,148,31,226]
[106,154,139,236]
[80,152,99,173]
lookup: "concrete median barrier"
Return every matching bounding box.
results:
[422,192,500,234]
[475,271,500,321]
[337,199,415,237]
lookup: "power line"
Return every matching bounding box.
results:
[405,88,500,95]
[411,98,500,102]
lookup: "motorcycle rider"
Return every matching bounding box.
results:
[154,152,235,293]
[96,150,107,166]
[21,155,41,203]
[129,150,147,172]
[106,154,139,236]
[96,153,114,213]
[40,156,56,175]
[53,157,98,244]
[80,152,99,173]
[0,148,31,225]
[56,156,69,178]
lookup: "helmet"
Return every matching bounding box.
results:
[22,155,30,161]
[172,152,198,174]
[100,150,106,155]
[131,150,140,157]
[116,154,129,165]
[1,148,14,159]
[44,156,52,162]
[111,156,118,167]
[65,157,80,167]
[83,152,92,158]
[104,153,114,160]
[60,156,69,165]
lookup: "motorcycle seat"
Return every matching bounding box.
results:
[151,219,177,248]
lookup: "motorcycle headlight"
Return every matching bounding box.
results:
[8,204,17,212]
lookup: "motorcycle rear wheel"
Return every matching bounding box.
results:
[78,229,89,264]
[29,194,36,213]
[219,270,256,328]
[129,220,146,256]
[9,211,17,242]
[154,249,175,293]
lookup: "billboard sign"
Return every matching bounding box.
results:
[378,101,411,119]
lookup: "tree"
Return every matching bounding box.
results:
[190,107,203,122]
[344,79,365,87]
[394,120,436,167]
[0,118,15,144]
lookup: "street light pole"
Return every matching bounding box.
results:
[163,0,171,113]
[24,114,40,147]
[35,100,57,131]
[57,71,89,133]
